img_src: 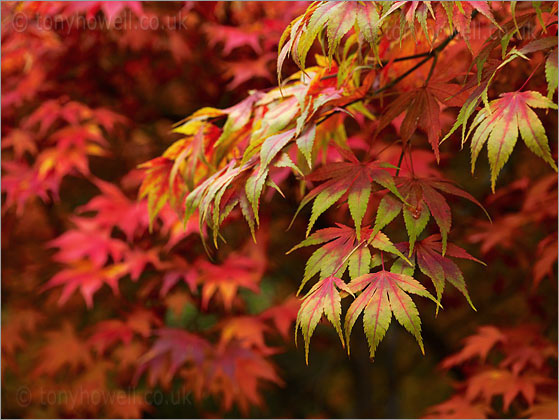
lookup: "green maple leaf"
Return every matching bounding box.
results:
[295,275,353,364]
[344,269,439,358]
[292,149,402,239]
[288,224,408,294]
[465,90,558,191]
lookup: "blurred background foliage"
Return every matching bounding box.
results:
[1,1,557,418]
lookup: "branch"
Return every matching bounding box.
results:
[372,28,459,95]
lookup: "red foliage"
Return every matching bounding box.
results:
[1,1,557,419]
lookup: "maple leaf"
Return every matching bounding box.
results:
[160,256,198,296]
[1,161,59,213]
[1,128,37,158]
[295,275,353,363]
[77,179,149,242]
[1,308,45,357]
[204,344,283,415]
[184,159,258,244]
[126,307,161,338]
[424,395,489,419]
[439,1,501,41]
[218,316,273,353]
[49,218,127,267]
[170,63,374,244]
[32,323,92,377]
[522,174,558,222]
[374,177,488,254]
[289,224,409,293]
[32,123,110,183]
[224,54,274,89]
[197,253,264,311]
[344,269,439,358]
[135,328,210,388]
[89,310,160,355]
[206,24,262,55]
[294,150,403,238]
[88,320,134,354]
[465,369,550,411]
[442,325,506,368]
[105,391,150,419]
[468,214,527,254]
[260,296,301,340]
[138,122,222,229]
[61,361,115,414]
[138,157,186,229]
[498,326,557,375]
[533,234,558,288]
[122,247,162,281]
[23,99,89,136]
[395,235,482,313]
[159,206,201,251]
[545,47,558,99]
[380,1,435,42]
[113,340,147,370]
[464,90,558,191]
[43,260,127,308]
[376,82,469,161]
[278,1,381,78]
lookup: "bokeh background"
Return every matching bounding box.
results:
[2,2,557,418]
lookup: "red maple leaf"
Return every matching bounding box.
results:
[49,218,127,267]
[32,323,92,377]
[135,328,209,388]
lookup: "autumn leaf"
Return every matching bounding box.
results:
[206,24,263,56]
[278,1,380,77]
[49,218,127,267]
[77,179,149,242]
[374,177,488,254]
[138,157,185,229]
[425,395,489,419]
[465,90,558,191]
[260,297,301,340]
[442,325,506,368]
[376,83,468,161]
[288,224,407,293]
[1,308,45,357]
[197,253,264,311]
[293,149,402,238]
[43,260,127,308]
[295,275,353,364]
[33,323,92,377]
[218,316,273,353]
[545,48,558,99]
[344,268,439,358]
[203,344,283,415]
[224,54,274,89]
[135,328,209,388]
[465,369,549,411]
[395,235,482,313]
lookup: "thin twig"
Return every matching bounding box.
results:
[425,53,438,84]
[372,28,459,95]
[395,144,406,177]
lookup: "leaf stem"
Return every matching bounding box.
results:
[518,60,543,91]
[330,238,368,281]
[425,53,438,84]
[395,144,406,176]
